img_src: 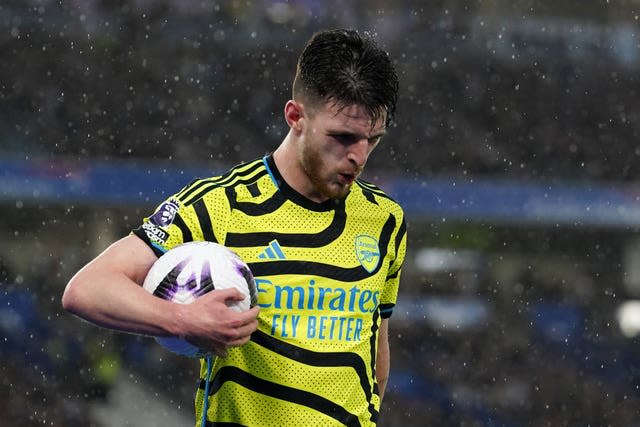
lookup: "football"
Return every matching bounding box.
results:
[142,241,257,357]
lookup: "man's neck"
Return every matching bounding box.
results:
[272,136,326,203]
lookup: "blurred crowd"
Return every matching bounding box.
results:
[3,0,640,426]
[1,0,639,181]
[0,253,197,426]
[0,257,94,426]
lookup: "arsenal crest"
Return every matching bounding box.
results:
[355,235,380,273]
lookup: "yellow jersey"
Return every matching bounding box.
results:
[133,154,407,426]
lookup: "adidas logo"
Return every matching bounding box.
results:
[258,239,286,260]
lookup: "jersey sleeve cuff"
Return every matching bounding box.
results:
[131,227,167,258]
[379,303,395,319]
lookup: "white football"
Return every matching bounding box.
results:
[142,241,257,357]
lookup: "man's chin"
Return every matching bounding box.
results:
[324,183,352,200]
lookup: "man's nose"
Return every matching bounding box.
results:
[347,139,370,168]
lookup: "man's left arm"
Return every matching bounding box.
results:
[376,318,390,401]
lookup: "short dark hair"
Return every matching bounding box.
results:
[293,29,399,127]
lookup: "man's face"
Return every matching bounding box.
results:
[298,101,387,201]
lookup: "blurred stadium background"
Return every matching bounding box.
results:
[2,0,640,425]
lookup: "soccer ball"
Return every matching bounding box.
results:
[142,241,257,357]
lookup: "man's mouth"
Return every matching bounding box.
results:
[338,173,355,185]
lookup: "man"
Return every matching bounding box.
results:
[63,28,406,427]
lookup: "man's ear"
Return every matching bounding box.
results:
[284,100,304,133]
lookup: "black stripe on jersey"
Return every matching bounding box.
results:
[173,213,193,242]
[204,364,361,427]
[193,198,218,243]
[355,180,383,193]
[395,218,406,255]
[226,186,286,216]
[254,330,370,424]
[177,160,265,204]
[388,216,406,277]
[368,309,382,424]
[183,169,269,207]
[226,202,347,248]
[247,214,396,281]
[354,180,374,192]
[250,260,369,282]
[387,269,400,280]
[362,189,378,205]
[355,180,395,203]
[246,181,261,197]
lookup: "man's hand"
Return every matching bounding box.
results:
[179,287,260,357]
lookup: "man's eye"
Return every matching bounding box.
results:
[332,134,354,144]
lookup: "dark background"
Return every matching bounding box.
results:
[2,1,640,426]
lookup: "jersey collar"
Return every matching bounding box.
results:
[263,154,346,212]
